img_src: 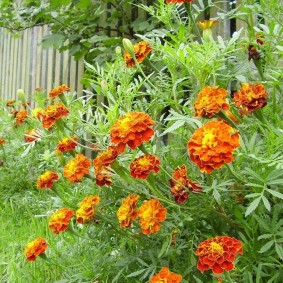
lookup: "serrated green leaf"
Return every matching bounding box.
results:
[275,243,283,260]
[126,268,148,278]
[259,240,274,253]
[266,189,283,199]
[245,197,261,217]
[261,195,271,211]
[258,234,273,240]
[159,120,185,136]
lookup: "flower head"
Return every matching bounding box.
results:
[110,112,155,153]
[63,154,91,184]
[25,238,48,261]
[117,194,139,228]
[42,102,69,129]
[195,236,243,274]
[0,137,5,145]
[57,137,78,152]
[48,84,71,99]
[24,129,41,143]
[6,100,15,107]
[197,19,218,30]
[187,120,240,174]
[37,171,59,189]
[138,199,167,234]
[48,208,74,234]
[194,86,230,118]
[31,108,44,119]
[15,109,28,124]
[149,267,182,283]
[76,195,100,224]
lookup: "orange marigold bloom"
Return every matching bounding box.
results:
[197,19,218,30]
[96,169,112,187]
[187,120,240,174]
[169,165,202,204]
[76,195,100,224]
[63,154,91,184]
[6,100,15,107]
[10,109,18,116]
[15,109,28,124]
[48,208,74,234]
[195,236,243,275]
[117,194,139,228]
[48,84,71,99]
[138,199,167,235]
[0,137,5,145]
[31,107,44,119]
[124,41,152,68]
[233,83,268,115]
[57,137,78,152]
[110,112,155,153]
[24,129,41,143]
[37,171,59,189]
[25,237,48,262]
[149,267,182,283]
[42,102,69,129]
[194,86,230,118]
[130,154,160,179]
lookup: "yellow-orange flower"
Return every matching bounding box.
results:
[48,84,71,99]
[138,199,167,234]
[15,109,28,124]
[197,19,218,30]
[48,208,74,234]
[195,236,243,274]
[76,195,100,224]
[31,107,44,119]
[110,112,155,153]
[57,137,78,152]
[0,137,5,145]
[130,154,160,179]
[117,194,139,228]
[149,267,182,283]
[187,120,240,174]
[25,238,48,262]
[42,102,69,129]
[233,83,268,115]
[24,129,41,143]
[6,100,15,107]
[194,86,230,118]
[37,171,59,189]
[124,41,152,68]
[63,154,91,184]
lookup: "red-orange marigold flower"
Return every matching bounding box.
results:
[48,84,71,99]
[195,236,243,275]
[76,195,100,224]
[63,154,91,184]
[124,41,152,68]
[194,86,230,118]
[6,100,15,107]
[25,237,48,262]
[110,112,155,153]
[138,199,167,235]
[15,109,28,124]
[57,137,78,152]
[130,154,160,179]
[197,19,218,30]
[149,267,182,283]
[233,83,268,115]
[37,171,59,189]
[48,208,74,234]
[0,137,5,145]
[166,0,193,3]
[24,129,41,143]
[117,194,139,228]
[42,102,69,129]
[187,120,240,174]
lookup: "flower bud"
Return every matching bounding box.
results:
[122,38,135,58]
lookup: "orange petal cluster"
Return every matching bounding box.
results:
[76,195,100,224]
[48,84,71,99]
[195,236,243,274]
[0,137,5,145]
[42,102,69,129]
[15,109,28,124]
[166,0,193,3]
[233,83,268,115]
[197,19,218,30]
[130,154,160,179]
[48,208,74,234]
[138,199,167,234]
[63,154,91,184]
[124,41,152,68]
[194,86,229,118]
[117,194,139,228]
[24,129,41,143]
[169,165,202,203]
[57,137,78,152]
[187,120,240,174]
[110,112,155,153]
[25,238,48,262]
[6,100,15,107]
[37,171,59,189]
[149,267,182,283]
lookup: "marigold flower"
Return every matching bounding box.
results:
[15,109,28,124]
[42,102,69,129]
[195,236,243,274]
[187,120,240,174]
[138,199,167,234]
[194,86,230,118]
[130,154,160,179]
[37,171,59,189]
[24,129,41,143]
[149,267,182,283]
[57,137,78,152]
[48,84,71,99]
[63,154,91,184]
[197,19,218,30]
[124,41,152,68]
[6,100,15,107]
[233,83,268,114]
[10,109,18,116]
[48,208,74,234]
[248,45,261,61]
[110,112,155,153]
[76,195,100,224]
[31,107,44,119]
[117,194,139,228]
[0,137,5,145]
[25,237,48,262]
[96,169,112,187]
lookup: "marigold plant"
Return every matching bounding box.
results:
[15,109,28,124]
[48,208,74,234]
[31,107,44,119]
[42,102,69,129]
[76,195,100,224]
[48,84,71,99]
[0,137,5,145]
[25,237,48,262]
[36,171,59,189]
[149,267,182,283]
[57,137,78,152]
